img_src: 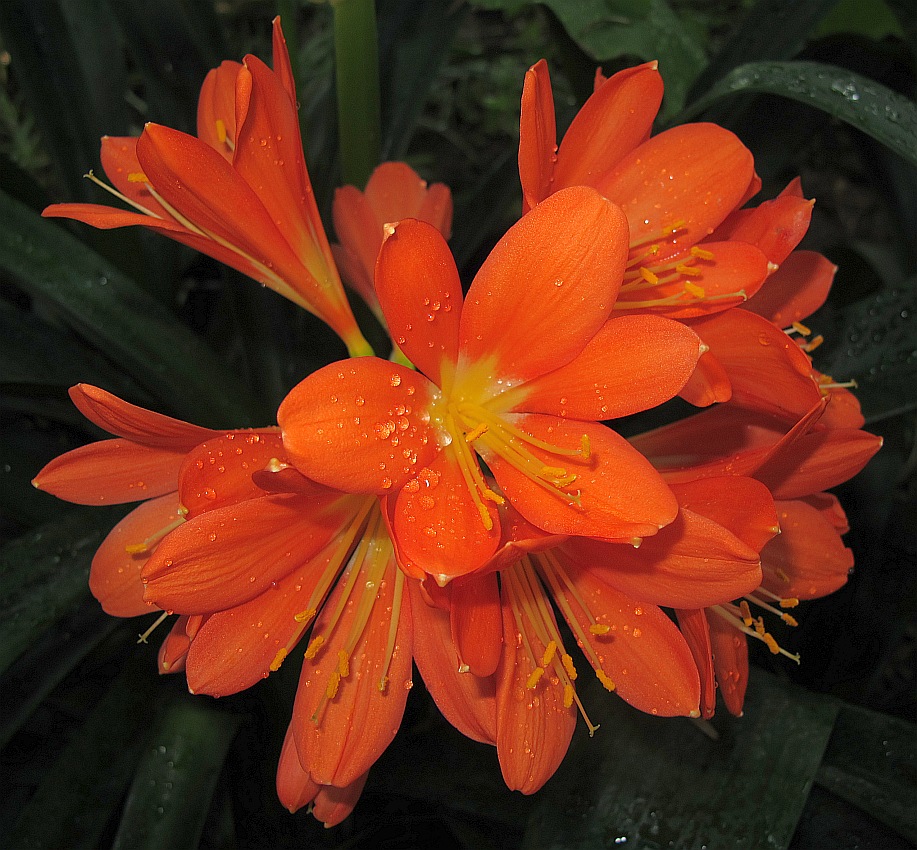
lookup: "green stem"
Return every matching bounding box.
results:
[332,0,382,188]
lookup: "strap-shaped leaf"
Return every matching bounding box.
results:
[682,61,917,167]
[0,189,259,427]
[111,698,240,850]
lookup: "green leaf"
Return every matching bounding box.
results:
[0,506,124,675]
[815,703,917,843]
[111,698,240,850]
[824,282,917,423]
[681,61,917,167]
[0,188,259,427]
[469,0,707,118]
[523,671,839,849]
[815,0,906,41]
[7,657,160,850]
[688,0,839,103]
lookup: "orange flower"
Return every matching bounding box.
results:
[420,474,776,792]
[332,161,452,321]
[41,18,371,357]
[519,60,773,318]
[278,187,705,583]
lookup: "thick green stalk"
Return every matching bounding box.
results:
[332,0,382,188]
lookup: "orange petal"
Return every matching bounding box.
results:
[675,608,716,719]
[100,136,170,215]
[417,182,453,238]
[560,567,700,716]
[374,219,463,383]
[184,542,345,696]
[293,553,412,787]
[278,359,439,494]
[711,192,814,266]
[518,59,558,212]
[157,615,197,675]
[671,476,779,552]
[678,349,732,407]
[312,773,368,828]
[755,427,882,499]
[142,492,362,613]
[745,250,836,327]
[450,572,503,677]
[762,499,853,599]
[89,494,179,616]
[596,123,755,260]
[459,187,629,382]
[365,161,434,225]
[408,579,497,744]
[33,439,185,505]
[517,315,703,419]
[554,61,663,192]
[480,501,567,573]
[270,17,298,105]
[495,585,575,793]
[276,724,319,814]
[393,449,499,583]
[196,61,242,158]
[708,612,748,716]
[689,309,822,422]
[489,416,678,541]
[563,505,762,609]
[178,430,284,519]
[820,385,865,429]
[333,185,384,301]
[803,492,849,533]
[68,384,216,448]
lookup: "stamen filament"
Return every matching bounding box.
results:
[84,170,165,219]
[710,605,801,664]
[125,515,185,555]
[137,610,170,644]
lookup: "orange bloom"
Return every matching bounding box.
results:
[41,18,370,357]
[519,60,773,318]
[278,187,705,583]
[333,161,452,321]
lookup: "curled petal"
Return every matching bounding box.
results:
[90,494,179,616]
[270,16,298,105]
[489,416,678,541]
[68,384,216,448]
[374,219,463,383]
[278,359,439,494]
[678,349,732,407]
[142,492,362,613]
[33,439,185,505]
[762,499,854,599]
[518,59,558,211]
[516,315,703,419]
[312,774,369,828]
[712,191,814,266]
[157,614,205,675]
[820,385,865,430]
[409,580,497,744]
[393,449,499,583]
[451,572,503,677]
[460,187,629,383]
[675,608,716,720]
[745,250,836,327]
[276,725,319,814]
[197,61,242,158]
[708,612,748,716]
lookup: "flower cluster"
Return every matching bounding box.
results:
[34,18,880,825]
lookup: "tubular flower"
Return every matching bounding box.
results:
[278,187,706,584]
[519,59,774,318]
[332,161,453,322]
[428,475,775,793]
[41,18,371,357]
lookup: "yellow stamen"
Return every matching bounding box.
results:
[304,635,325,659]
[802,335,824,352]
[270,649,287,672]
[676,263,703,278]
[326,671,341,699]
[596,671,616,691]
[526,667,545,689]
[739,600,754,627]
[127,172,148,183]
[125,515,185,555]
[684,282,706,299]
[563,685,575,709]
[337,650,350,678]
[792,321,812,336]
[294,608,316,624]
[640,267,660,285]
[541,640,558,667]
[690,246,715,261]
[464,422,489,443]
[589,623,610,635]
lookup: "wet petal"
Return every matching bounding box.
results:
[518,59,558,211]
[762,499,854,599]
[675,608,716,720]
[561,568,700,716]
[394,449,499,582]
[677,349,732,407]
[333,185,384,299]
[554,62,663,191]
[68,384,216,448]
[451,572,503,677]
[142,492,361,613]
[596,123,755,260]
[33,439,185,505]
[489,416,678,541]
[495,587,575,793]
[90,494,179,616]
[157,615,201,675]
[563,506,763,609]
[196,61,242,158]
[278,358,439,494]
[100,136,171,215]
[409,579,497,744]
[460,187,629,383]
[708,613,748,716]
[711,191,814,266]
[293,555,413,787]
[374,219,463,383]
[516,315,703,419]
[178,430,283,519]
[270,17,298,105]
